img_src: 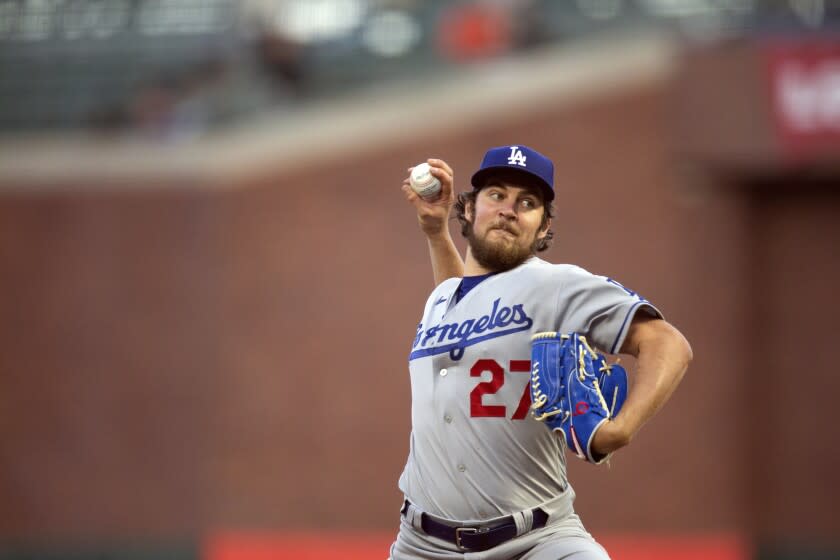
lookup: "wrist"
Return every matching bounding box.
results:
[610,413,638,446]
[592,419,632,456]
[425,226,453,241]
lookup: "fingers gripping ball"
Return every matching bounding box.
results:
[410,162,442,200]
[530,332,627,464]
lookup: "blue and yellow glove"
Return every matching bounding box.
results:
[530,332,627,464]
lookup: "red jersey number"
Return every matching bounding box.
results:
[469,359,532,420]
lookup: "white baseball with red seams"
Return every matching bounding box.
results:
[409,162,442,200]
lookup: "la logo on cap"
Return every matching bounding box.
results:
[470,144,555,201]
[507,146,527,167]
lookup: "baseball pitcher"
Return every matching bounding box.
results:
[390,145,692,559]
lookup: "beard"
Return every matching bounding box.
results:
[466,221,539,273]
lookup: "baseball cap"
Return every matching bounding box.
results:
[470,145,555,202]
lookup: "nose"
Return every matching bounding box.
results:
[498,204,517,220]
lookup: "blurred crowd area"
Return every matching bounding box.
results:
[0,0,838,138]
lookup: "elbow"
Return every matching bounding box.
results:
[629,318,693,374]
[654,320,693,373]
[673,328,693,375]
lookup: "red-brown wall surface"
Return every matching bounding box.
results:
[1,75,838,547]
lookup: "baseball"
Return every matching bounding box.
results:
[409,162,442,200]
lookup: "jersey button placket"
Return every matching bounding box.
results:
[439,368,448,377]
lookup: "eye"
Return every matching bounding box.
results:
[488,190,504,200]
[520,198,538,209]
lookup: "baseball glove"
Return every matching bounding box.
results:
[529,332,627,464]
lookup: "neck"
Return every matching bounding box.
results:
[464,246,536,275]
[464,247,497,276]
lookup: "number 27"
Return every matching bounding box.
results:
[470,359,532,420]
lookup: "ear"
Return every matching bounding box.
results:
[465,198,475,223]
[537,216,551,240]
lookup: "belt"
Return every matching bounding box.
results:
[401,500,549,552]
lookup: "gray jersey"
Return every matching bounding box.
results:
[398,257,661,522]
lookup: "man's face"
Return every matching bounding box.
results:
[465,178,550,272]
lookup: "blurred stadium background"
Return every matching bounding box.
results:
[0,1,838,559]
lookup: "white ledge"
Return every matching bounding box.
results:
[0,31,676,191]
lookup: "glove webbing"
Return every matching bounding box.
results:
[577,336,612,413]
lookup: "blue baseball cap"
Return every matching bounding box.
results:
[470,145,555,202]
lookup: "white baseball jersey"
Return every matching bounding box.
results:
[398,257,662,522]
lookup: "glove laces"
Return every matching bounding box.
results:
[530,360,566,421]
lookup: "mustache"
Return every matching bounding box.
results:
[489,221,519,235]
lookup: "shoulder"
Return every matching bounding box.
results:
[520,258,591,282]
[436,276,461,294]
[519,260,635,299]
[422,277,460,307]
